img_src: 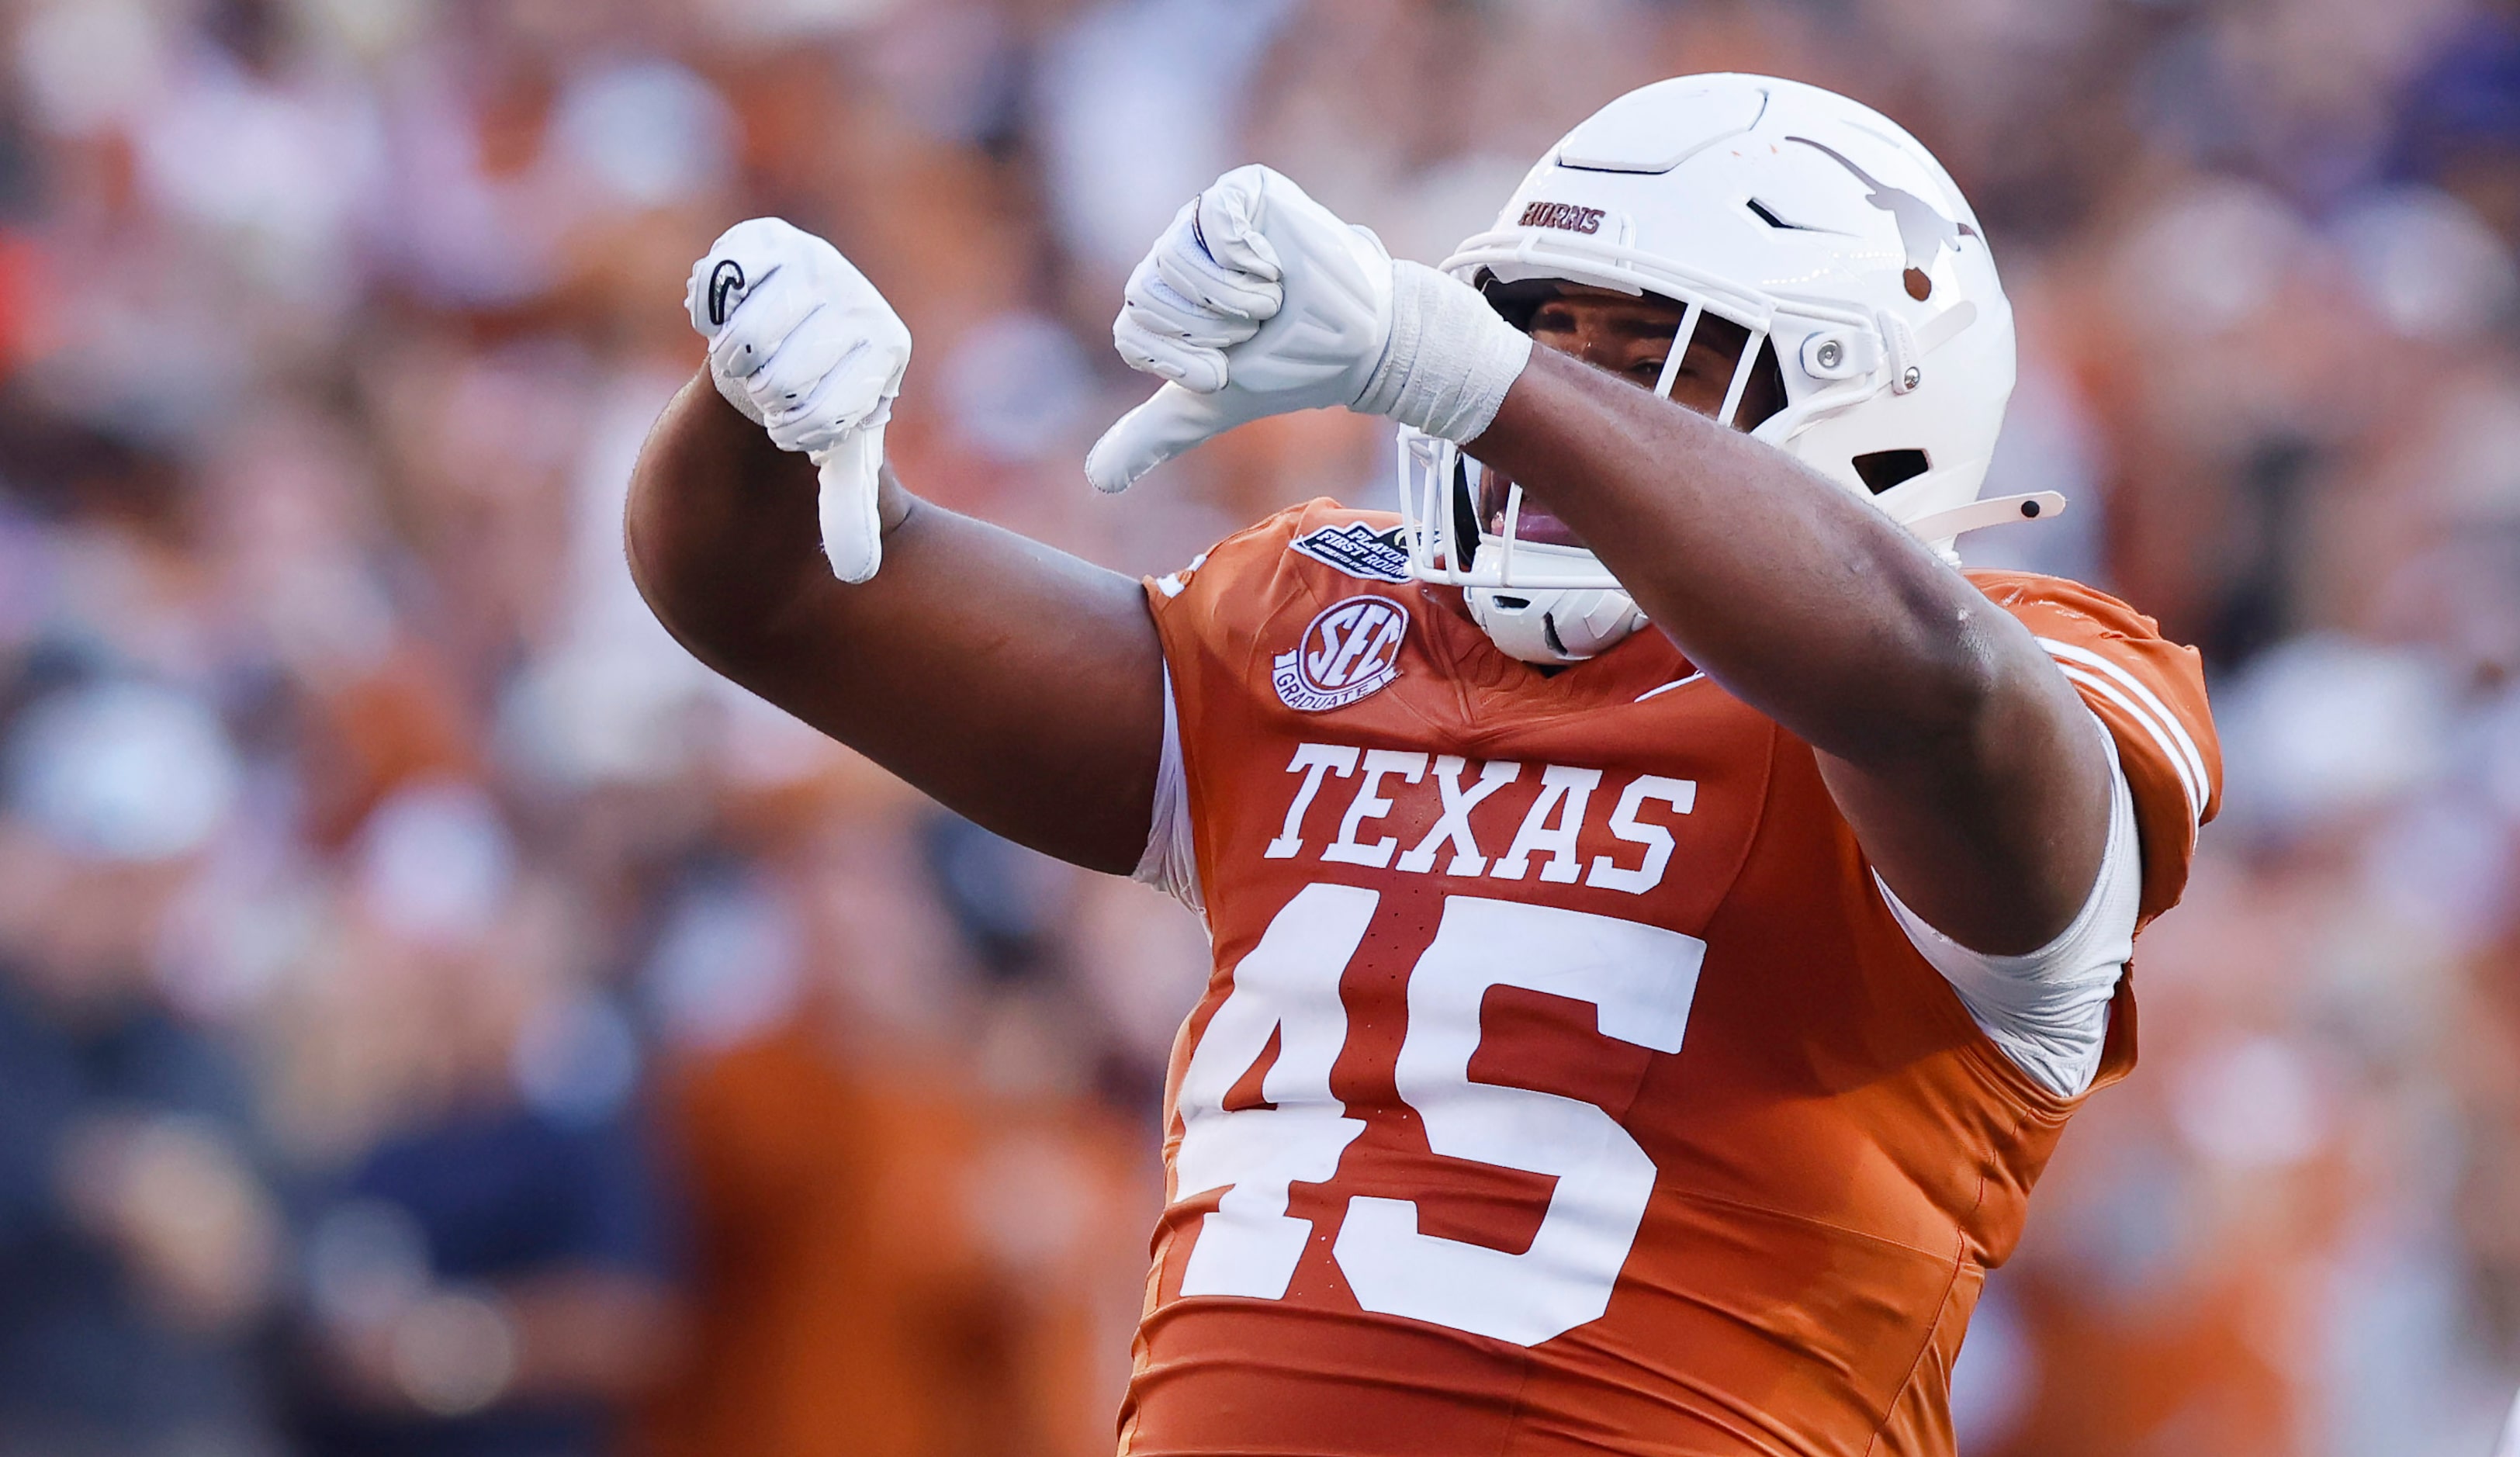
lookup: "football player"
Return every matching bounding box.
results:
[631,74,2219,1455]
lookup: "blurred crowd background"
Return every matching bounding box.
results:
[0,0,2515,1453]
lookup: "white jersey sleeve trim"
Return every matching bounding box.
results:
[1132,664,1204,916]
[1876,717,2140,1099]
[2036,635,2207,825]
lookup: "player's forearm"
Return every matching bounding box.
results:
[1475,348,2112,950]
[1469,347,2046,767]
[626,371,875,664]
[628,369,1166,873]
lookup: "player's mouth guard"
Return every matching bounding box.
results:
[1394,298,2061,589]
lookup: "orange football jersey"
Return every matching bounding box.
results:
[1123,500,2220,1457]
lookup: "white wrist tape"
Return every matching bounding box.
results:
[1354,261,1533,443]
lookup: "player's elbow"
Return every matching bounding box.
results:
[621,469,710,649]
[621,507,690,643]
[622,469,770,676]
[1853,594,2028,766]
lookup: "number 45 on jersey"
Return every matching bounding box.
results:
[1172,884,1707,1348]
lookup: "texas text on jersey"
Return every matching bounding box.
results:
[1117,500,2220,1457]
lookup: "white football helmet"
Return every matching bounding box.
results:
[1398,74,2060,665]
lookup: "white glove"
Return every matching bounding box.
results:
[1087,164,1533,494]
[686,219,912,583]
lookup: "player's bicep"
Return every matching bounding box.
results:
[723,490,1166,877]
[1817,630,2116,957]
[1878,718,2139,1097]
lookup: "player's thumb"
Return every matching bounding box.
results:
[1085,382,1251,494]
[815,426,885,583]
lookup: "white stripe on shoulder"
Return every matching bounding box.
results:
[2037,637,2209,799]
[1635,673,1706,704]
[2052,663,2203,828]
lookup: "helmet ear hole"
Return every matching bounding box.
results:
[1852,449,1931,494]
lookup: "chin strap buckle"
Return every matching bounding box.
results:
[1897,491,2067,544]
[1878,310,1924,393]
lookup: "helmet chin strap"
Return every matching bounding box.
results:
[1894,491,2066,544]
[1459,491,2068,666]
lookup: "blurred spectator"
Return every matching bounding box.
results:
[0,676,282,1457]
[2393,5,2520,247]
[639,818,1158,1457]
[277,784,680,1457]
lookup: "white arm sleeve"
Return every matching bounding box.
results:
[1132,665,1203,916]
[1877,718,2140,1099]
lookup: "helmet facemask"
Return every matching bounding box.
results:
[1397,282,1787,663]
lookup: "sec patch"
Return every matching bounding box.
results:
[1274,596,1407,713]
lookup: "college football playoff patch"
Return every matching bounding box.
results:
[1274,596,1408,713]
[1287,521,1413,584]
